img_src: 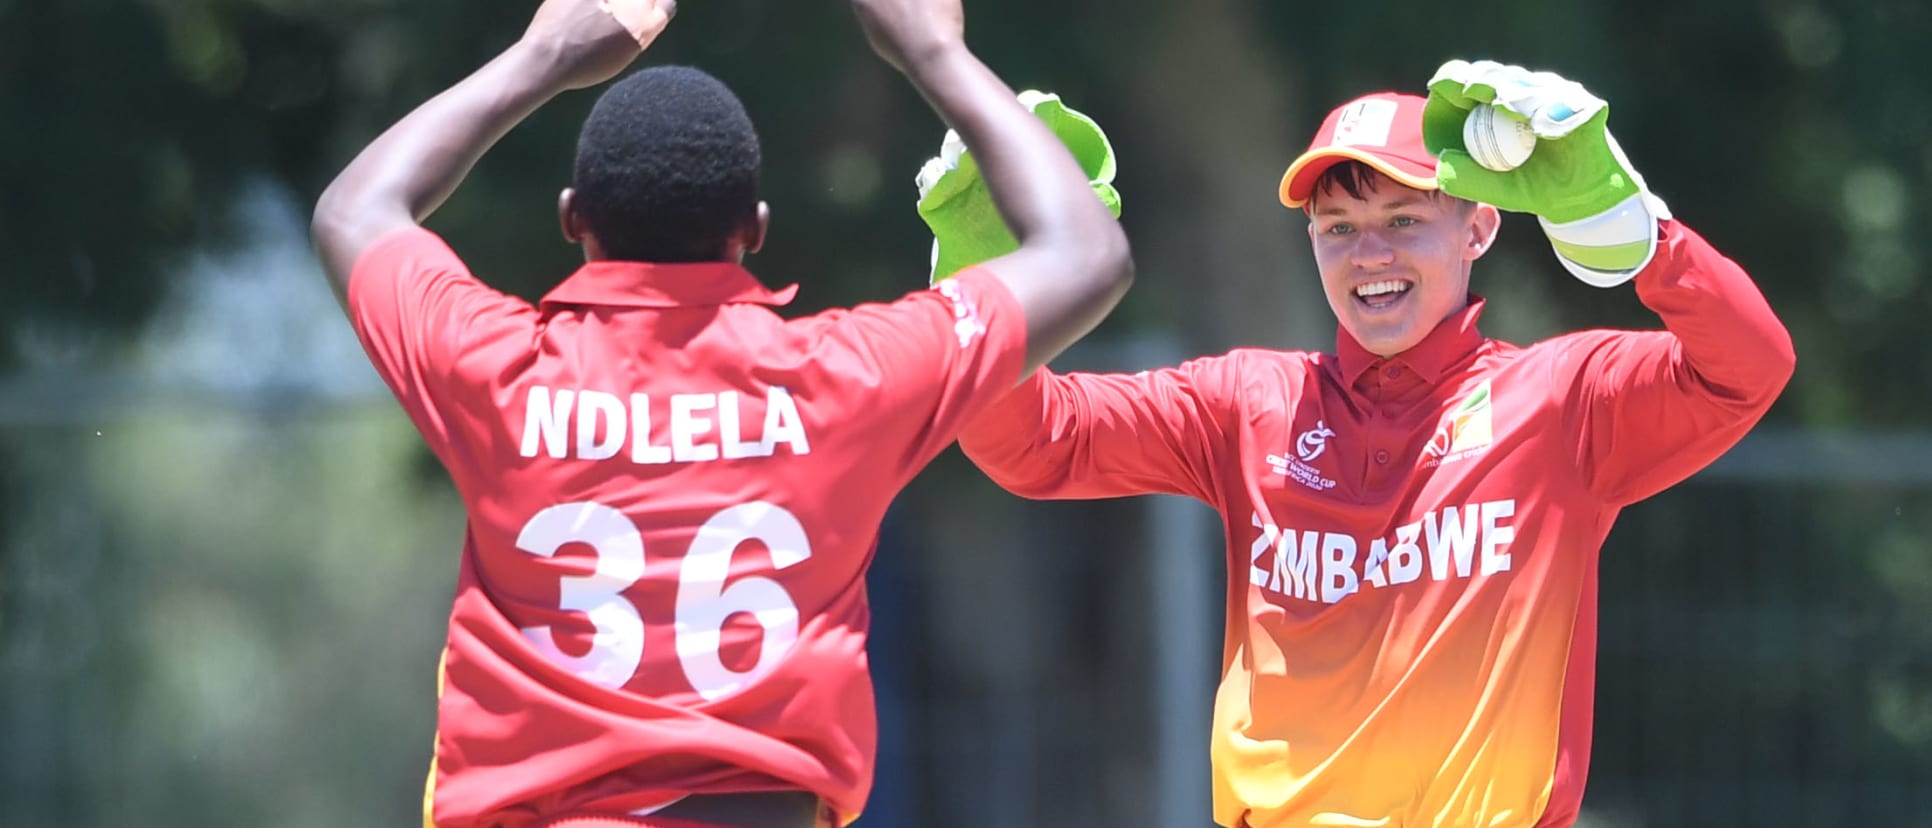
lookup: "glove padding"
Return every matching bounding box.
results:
[1424,59,1671,286]
[916,91,1121,282]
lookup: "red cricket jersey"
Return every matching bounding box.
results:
[958,221,1794,828]
[347,227,1027,827]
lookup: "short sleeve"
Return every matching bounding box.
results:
[346,226,529,446]
[821,266,1029,469]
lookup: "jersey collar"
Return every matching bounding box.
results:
[540,260,799,310]
[1336,295,1488,388]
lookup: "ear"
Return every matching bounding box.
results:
[560,188,608,260]
[1465,202,1501,260]
[741,201,771,257]
[559,188,584,244]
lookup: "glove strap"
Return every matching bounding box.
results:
[1538,191,1667,288]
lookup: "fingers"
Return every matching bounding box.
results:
[916,130,969,201]
[1427,59,1477,93]
[599,0,675,48]
[1429,59,1502,108]
[1428,71,1483,110]
[1480,69,1600,138]
[1430,59,1606,139]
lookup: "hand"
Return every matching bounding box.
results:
[849,0,965,74]
[917,91,1122,282]
[1423,59,1672,286]
[1421,59,1662,225]
[522,0,677,90]
[859,0,1130,372]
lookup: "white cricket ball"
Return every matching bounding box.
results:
[1463,103,1537,172]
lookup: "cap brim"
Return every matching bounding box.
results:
[1279,148,1439,209]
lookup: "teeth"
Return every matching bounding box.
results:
[1355,280,1411,298]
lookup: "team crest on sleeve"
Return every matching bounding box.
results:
[1423,379,1493,467]
[932,280,986,349]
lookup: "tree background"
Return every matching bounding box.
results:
[2,0,1928,825]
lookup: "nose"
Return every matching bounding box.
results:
[1348,227,1397,268]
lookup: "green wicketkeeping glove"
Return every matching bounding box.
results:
[916,91,1121,282]
[1423,59,1671,287]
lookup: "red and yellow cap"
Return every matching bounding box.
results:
[1279,92,1438,208]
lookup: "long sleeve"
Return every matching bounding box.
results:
[1560,220,1797,505]
[956,356,1238,504]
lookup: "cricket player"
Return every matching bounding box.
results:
[307,0,1132,825]
[944,62,1796,826]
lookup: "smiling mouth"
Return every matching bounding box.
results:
[1353,279,1414,310]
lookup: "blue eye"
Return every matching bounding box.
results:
[1327,223,1355,235]
[1391,215,1418,227]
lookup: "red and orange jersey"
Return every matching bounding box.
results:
[959,221,1793,827]
[348,228,1028,827]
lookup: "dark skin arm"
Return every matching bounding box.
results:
[310,0,674,301]
[850,0,1134,374]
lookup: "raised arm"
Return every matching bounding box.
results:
[850,0,1133,373]
[955,356,1243,504]
[310,0,674,299]
[1422,60,1793,503]
[1560,221,1794,504]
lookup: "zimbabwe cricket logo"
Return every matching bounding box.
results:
[1424,379,1493,465]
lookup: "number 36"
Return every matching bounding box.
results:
[514,501,811,700]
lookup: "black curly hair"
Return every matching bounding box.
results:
[572,65,763,262]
